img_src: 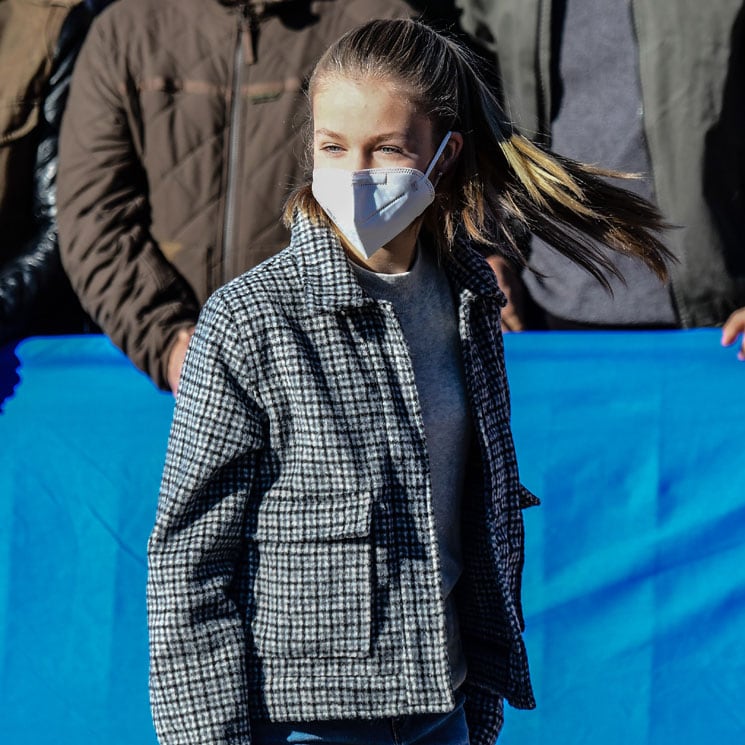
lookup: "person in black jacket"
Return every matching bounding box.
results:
[0,0,112,346]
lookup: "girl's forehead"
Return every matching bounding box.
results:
[311,76,425,130]
[312,74,413,108]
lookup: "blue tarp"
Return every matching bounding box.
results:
[1,331,744,743]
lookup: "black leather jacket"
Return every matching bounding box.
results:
[0,0,111,345]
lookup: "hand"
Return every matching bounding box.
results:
[721,307,745,361]
[167,326,196,394]
[485,254,527,332]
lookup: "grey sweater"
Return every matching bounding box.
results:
[352,245,470,689]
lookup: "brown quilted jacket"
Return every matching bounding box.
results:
[57,0,416,388]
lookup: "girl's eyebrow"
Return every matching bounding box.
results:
[314,129,411,144]
[314,128,345,139]
[369,132,410,144]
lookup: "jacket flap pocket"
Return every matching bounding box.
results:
[518,484,541,508]
[254,488,373,543]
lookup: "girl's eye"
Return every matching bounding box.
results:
[380,145,403,155]
[320,144,344,154]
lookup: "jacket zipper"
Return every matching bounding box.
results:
[222,3,257,286]
[536,0,553,142]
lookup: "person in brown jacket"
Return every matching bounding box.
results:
[57,0,421,392]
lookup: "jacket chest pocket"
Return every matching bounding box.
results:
[251,489,373,660]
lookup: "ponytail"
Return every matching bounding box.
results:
[494,133,671,288]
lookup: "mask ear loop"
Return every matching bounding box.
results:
[424,131,453,180]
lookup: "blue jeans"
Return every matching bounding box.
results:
[251,693,470,745]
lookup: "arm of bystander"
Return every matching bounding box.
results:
[57,13,199,390]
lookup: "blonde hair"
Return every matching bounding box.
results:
[284,19,671,287]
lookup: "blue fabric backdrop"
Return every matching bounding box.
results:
[1,331,743,743]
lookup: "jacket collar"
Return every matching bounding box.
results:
[217,0,299,15]
[289,212,506,314]
[290,213,371,314]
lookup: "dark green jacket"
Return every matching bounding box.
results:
[457,0,745,326]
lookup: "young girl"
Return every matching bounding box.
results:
[147,19,670,745]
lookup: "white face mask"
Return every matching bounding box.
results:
[311,132,452,260]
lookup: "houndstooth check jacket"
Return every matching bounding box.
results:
[147,214,538,745]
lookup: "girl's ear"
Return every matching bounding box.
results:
[437,131,464,176]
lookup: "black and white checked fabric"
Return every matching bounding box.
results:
[147,214,536,745]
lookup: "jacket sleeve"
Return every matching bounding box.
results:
[57,14,200,390]
[148,291,265,745]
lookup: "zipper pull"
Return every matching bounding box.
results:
[240,3,257,65]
